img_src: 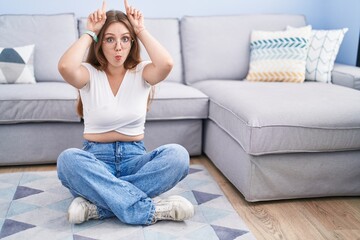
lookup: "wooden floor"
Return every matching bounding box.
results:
[1,155,359,240]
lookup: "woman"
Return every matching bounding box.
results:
[57,0,194,225]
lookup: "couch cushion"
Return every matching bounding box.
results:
[181,14,306,85]
[0,82,80,123]
[194,80,360,155]
[142,19,183,84]
[0,13,78,82]
[78,18,183,83]
[147,82,208,120]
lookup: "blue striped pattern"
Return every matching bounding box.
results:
[251,48,308,61]
[250,37,308,50]
[250,37,309,61]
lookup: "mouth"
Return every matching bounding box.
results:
[115,56,122,61]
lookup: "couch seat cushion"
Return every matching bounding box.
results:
[147,82,208,120]
[194,80,360,155]
[0,82,80,123]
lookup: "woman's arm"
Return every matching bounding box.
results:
[125,0,173,85]
[58,1,107,89]
[58,35,93,89]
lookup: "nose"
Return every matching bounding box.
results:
[115,39,122,51]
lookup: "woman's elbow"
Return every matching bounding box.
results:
[164,57,174,74]
[58,61,68,76]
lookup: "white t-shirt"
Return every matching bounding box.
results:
[80,61,151,136]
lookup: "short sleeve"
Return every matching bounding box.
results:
[80,63,94,91]
[135,61,152,86]
[136,60,152,72]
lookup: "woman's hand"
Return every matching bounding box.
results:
[124,0,145,35]
[87,1,107,34]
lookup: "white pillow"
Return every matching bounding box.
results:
[287,26,348,83]
[246,26,312,83]
[0,44,36,84]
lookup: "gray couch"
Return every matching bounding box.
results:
[1,13,360,202]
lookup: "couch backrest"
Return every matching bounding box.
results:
[78,17,183,84]
[181,14,307,85]
[143,19,183,83]
[0,13,78,82]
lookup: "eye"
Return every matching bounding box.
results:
[121,36,131,43]
[105,37,115,43]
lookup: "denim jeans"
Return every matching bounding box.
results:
[57,140,190,225]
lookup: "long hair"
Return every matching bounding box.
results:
[77,10,154,117]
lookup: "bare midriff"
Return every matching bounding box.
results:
[83,131,144,142]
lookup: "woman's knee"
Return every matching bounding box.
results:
[164,144,190,172]
[57,148,84,176]
[58,148,79,166]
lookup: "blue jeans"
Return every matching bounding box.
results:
[57,140,189,225]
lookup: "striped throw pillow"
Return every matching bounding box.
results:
[246,26,311,83]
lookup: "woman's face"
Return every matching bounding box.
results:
[101,22,133,69]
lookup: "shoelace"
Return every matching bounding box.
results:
[155,203,174,220]
[81,201,98,220]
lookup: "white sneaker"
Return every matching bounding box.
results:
[153,195,194,223]
[68,197,99,224]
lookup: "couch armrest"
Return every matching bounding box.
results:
[332,63,360,90]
